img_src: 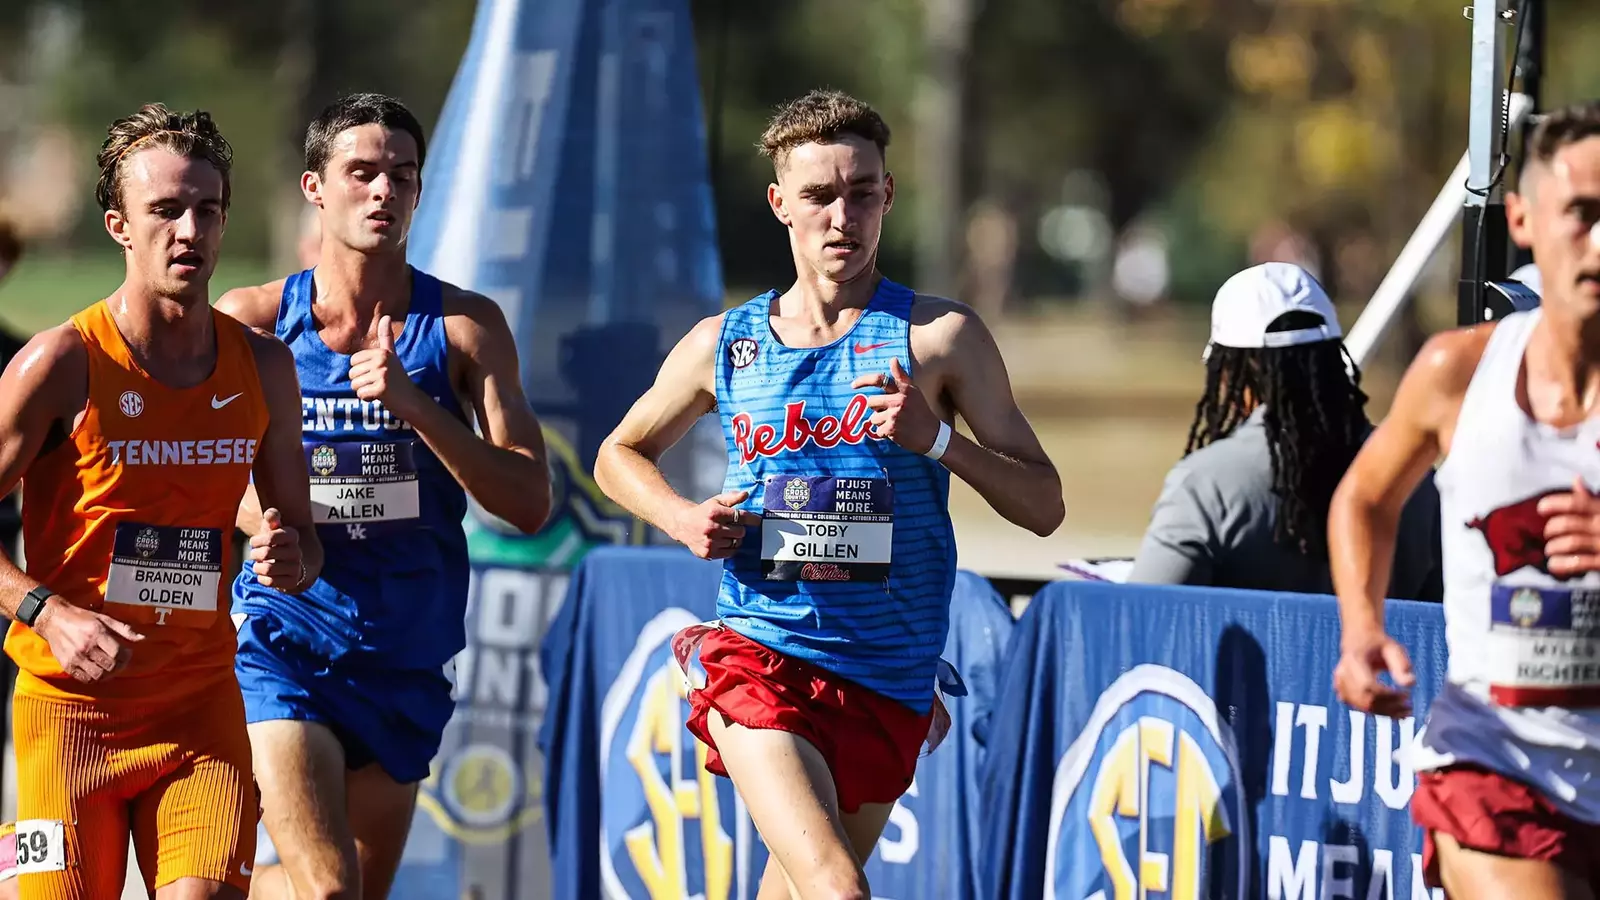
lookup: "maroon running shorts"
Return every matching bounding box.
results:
[1413,763,1600,889]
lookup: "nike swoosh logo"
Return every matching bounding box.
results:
[854,341,890,354]
[406,367,428,379]
[240,863,253,876]
[211,392,243,409]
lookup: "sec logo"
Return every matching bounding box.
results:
[598,609,753,900]
[1045,665,1248,900]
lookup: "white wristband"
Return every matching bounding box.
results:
[925,420,952,462]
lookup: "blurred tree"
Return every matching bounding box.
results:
[1109,0,1600,315]
[1,0,473,267]
[4,0,1600,319]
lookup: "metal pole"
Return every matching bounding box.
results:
[1346,93,1532,366]
[1458,0,1513,327]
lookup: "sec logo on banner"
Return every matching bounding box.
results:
[1045,665,1249,900]
[598,609,755,900]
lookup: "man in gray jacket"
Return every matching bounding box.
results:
[1130,262,1441,600]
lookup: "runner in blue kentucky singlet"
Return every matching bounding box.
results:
[231,266,468,782]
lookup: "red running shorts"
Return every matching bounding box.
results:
[1413,763,1600,889]
[676,624,936,814]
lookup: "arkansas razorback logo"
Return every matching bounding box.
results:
[1468,489,1565,577]
[730,395,876,464]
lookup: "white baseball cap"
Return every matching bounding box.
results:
[1206,262,1341,357]
[1510,262,1542,295]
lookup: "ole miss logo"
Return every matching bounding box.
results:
[730,395,877,464]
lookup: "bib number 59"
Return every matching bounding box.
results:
[14,819,65,873]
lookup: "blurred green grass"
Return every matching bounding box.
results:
[0,255,274,337]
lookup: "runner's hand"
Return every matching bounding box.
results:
[349,312,424,418]
[1333,628,1415,717]
[671,490,761,560]
[251,508,306,592]
[33,599,143,683]
[1541,477,1600,577]
[853,358,941,454]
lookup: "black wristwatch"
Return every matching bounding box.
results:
[17,585,52,628]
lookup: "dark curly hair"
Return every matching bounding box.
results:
[1184,310,1370,555]
[95,103,233,213]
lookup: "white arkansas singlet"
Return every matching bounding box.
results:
[1415,307,1600,822]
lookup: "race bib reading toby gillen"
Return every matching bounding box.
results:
[760,475,893,582]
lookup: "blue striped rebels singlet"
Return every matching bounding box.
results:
[713,278,957,710]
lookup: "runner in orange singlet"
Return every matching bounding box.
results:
[0,104,322,900]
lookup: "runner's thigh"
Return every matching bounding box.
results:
[248,719,358,888]
[12,692,133,900]
[705,712,866,897]
[1435,831,1596,900]
[131,693,256,896]
[346,762,419,899]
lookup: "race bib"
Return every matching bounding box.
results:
[0,820,67,878]
[1485,584,1600,707]
[760,475,893,582]
[305,441,420,540]
[104,523,223,629]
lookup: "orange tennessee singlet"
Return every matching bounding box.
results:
[7,300,268,702]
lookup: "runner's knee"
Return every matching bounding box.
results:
[282,871,361,900]
[812,873,870,900]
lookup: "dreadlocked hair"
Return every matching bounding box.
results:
[1183,311,1370,556]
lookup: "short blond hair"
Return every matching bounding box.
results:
[758,89,890,171]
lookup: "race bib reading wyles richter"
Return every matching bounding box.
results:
[1485,584,1600,707]
[760,475,893,582]
[305,441,421,535]
[104,523,223,628]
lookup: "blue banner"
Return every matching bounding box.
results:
[980,581,1449,900]
[392,0,727,895]
[537,547,1012,900]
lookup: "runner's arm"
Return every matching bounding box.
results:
[418,290,550,534]
[216,283,284,536]
[246,331,323,591]
[934,306,1064,536]
[0,326,85,620]
[594,315,722,533]
[1329,329,1481,634]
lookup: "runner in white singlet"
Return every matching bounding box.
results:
[1330,101,1600,899]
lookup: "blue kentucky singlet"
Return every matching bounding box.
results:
[231,267,470,669]
[714,278,957,711]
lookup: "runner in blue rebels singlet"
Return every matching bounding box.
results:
[714,277,957,711]
[231,267,469,781]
